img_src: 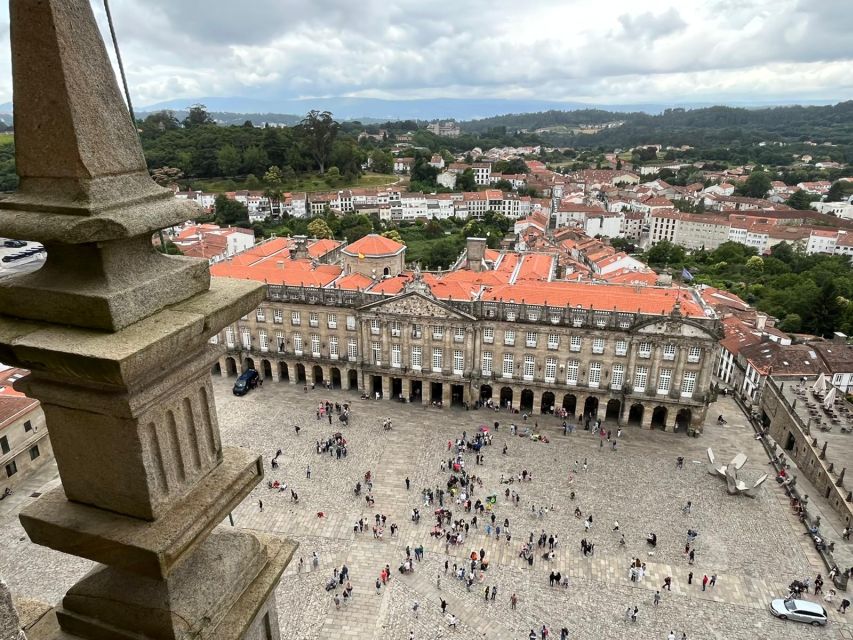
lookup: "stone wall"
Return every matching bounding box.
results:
[761,379,852,526]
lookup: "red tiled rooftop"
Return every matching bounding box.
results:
[307,238,342,258]
[342,234,405,257]
[211,260,340,287]
[481,282,704,316]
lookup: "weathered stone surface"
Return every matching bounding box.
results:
[0,579,26,640]
[19,448,263,578]
[57,530,266,640]
[1,0,291,637]
[0,278,264,389]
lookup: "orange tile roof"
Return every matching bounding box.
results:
[307,238,342,257]
[481,282,704,316]
[342,234,405,257]
[334,272,375,290]
[211,260,341,287]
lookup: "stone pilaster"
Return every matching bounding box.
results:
[0,2,292,638]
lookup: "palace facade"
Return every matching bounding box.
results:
[212,236,721,435]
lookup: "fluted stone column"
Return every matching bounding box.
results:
[0,2,292,638]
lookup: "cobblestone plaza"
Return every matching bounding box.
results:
[2,379,850,639]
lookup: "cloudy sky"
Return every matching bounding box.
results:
[0,0,851,108]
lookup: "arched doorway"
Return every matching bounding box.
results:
[383,266,390,276]
[500,387,513,409]
[212,361,222,376]
[331,367,342,389]
[243,357,255,372]
[261,359,272,379]
[520,389,534,412]
[480,385,493,401]
[562,394,577,416]
[347,369,358,390]
[373,376,384,397]
[225,357,237,376]
[312,365,324,385]
[541,391,555,414]
[296,363,306,383]
[430,382,443,405]
[605,399,621,422]
[651,406,667,430]
[279,361,289,382]
[675,408,691,434]
[451,384,464,406]
[628,403,644,426]
[583,396,599,419]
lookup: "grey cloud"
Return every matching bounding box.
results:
[618,8,686,42]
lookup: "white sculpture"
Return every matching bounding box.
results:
[707,448,768,498]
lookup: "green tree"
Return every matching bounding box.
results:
[779,313,802,332]
[183,104,214,128]
[745,255,765,278]
[213,194,249,226]
[263,165,284,185]
[424,219,444,238]
[456,168,476,191]
[307,218,334,239]
[738,170,772,198]
[217,144,241,176]
[827,180,853,202]
[645,240,685,267]
[368,149,393,174]
[785,189,818,210]
[382,229,403,243]
[242,146,269,176]
[298,110,339,174]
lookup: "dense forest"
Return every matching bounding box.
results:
[462,102,853,158]
[643,240,853,338]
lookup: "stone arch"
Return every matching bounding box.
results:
[675,408,691,434]
[480,384,493,400]
[330,367,342,389]
[520,389,534,412]
[605,399,621,422]
[500,386,513,409]
[243,357,255,373]
[312,365,324,384]
[261,359,272,379]
[347,369,359,390]
[651,405,667,430]
[225,357,238,376]
[296,363,306,383]
[541,391,555,414]
[627,403,644,426]
[562,393,577,416]
[211,361,222,376]
[279,361,290,382]
[583,396,599,419]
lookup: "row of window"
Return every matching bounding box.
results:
[482,329,701,361]
[4,445,40,478]
[246,312,701,362]
[479,353,698,395]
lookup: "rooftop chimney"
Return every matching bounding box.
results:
[466,237,487,272]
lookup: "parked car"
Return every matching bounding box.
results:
[769,598,828,626]
[232,369,260,396]
[3,239,26,248]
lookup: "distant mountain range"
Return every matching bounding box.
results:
[132,96,839,122]
[0,96,842,125]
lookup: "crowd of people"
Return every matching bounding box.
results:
[249,382,852,639]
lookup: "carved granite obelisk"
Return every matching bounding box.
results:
[0,0,293,637]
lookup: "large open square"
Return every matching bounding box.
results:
[2,378,850,639]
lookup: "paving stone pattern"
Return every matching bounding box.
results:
[1,380,851,639]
